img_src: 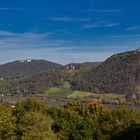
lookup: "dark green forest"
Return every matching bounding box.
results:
[0,98,140,140]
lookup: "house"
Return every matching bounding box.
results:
[27,59,32,62]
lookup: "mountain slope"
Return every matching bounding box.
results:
[64,62,100,72]
[72,49,140,96]
[0,59,62,77]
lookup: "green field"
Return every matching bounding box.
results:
[68,91,94,98]
[42,87,73,97]
[36,87,140,106]
[41,87,95,98]
[40,87,124,102]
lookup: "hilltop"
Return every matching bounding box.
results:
[0,59,62,77]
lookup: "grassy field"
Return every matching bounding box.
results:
[42,87,73,97]
[68,91,94,98]
[33,87,140,107]
[41,87,95,98]
[40,87,125,102]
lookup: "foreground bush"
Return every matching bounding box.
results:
[17,111,56,140]
[0,98,140,140]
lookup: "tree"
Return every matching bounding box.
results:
[17,111,56,140]
[0,103,16,140]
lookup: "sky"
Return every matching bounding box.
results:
[0,0,140,64]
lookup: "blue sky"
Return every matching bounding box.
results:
[0,0,140,64]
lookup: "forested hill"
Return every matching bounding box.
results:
[64,62,101,72]
[73,49,140,96]
[0,60,100,78]
[0,59,62,77]
[0,61,98,95]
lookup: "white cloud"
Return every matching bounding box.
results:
[67,9,122,13]
[105,34,140,39]
[94,9,122,13]
[0,30,79,52]
[125,26,139,32]
[0,31,53,49]
[0,8,23,10]
[45,17,91,22]
[83,22,120,29]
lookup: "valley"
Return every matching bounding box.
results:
[0,49,140,106]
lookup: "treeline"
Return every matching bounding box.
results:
[0,98,140,140]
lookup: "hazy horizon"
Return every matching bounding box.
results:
[0,0,140,64]
[0,58,103,65]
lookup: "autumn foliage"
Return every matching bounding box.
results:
[0,98,140,140]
